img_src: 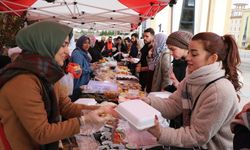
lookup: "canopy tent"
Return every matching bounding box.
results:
[0,0,171,32]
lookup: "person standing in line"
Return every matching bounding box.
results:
[98,36,106,51]
[113,36,127,61]
[164,31,193,129]
[165,31,193,93]
[151,33,171,92]
[102,36,114,57]
[124,37,132,53]
[128,33,140,75]
[88,35,103,63]
[136,28,155,91]
[129,33,140,58]
[143,32,241,149]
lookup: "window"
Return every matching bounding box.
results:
[242,16,248,47]
[179,0,195,33]
[141,21,146,32]
[186,0,195,7]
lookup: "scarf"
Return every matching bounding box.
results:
[181,62,225,126]
[16,21,73,59]
[0,53,64,149]
[152,33,168,70]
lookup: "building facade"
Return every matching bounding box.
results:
[230,3,247,43]
[238,9,250,48]
[139,0,232,36]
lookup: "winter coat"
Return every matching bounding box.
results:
[146,62,239,149]
[0,74,85,149]
[151,51,171,92]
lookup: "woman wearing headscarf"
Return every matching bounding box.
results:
[0,21,114,150]
[150,33,171,92]
[70,35,92,100]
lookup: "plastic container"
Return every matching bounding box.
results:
[148,91,172,99]
[83,80,118,93]
[74,98,97,105]
[115,100,162,130]
[126,89,139,99]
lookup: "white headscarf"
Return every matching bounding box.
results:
[152,33,167,68]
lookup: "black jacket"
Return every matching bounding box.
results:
[165,58,187,92]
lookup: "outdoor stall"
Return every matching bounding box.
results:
[73,59,170,150]
[0,1,174,149]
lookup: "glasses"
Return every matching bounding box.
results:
[61,41,70,48]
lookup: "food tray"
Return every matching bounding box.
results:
[115,100,162,130]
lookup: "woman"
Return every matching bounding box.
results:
[143,32,241,149]
[113,36,127,62]
[0,21,114,150]
[124,37,132,52]
[151,33,171,92]
[102,36,113,57]
[165,31,193,93]
[88,35,103,63]
[70,35,92,100]
[164,31,193,129]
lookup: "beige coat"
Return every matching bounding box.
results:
[147,62,239,149]
[0,74,90,150]
[151,51,171,92]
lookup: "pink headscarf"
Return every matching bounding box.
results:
[88,35,96,47]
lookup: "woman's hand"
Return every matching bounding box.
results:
[101,104,120,118]
[83,106,116,125]
[148,115,161,140]
[148,49,153,58]
[136,64,141,73]
[169,72,179,87]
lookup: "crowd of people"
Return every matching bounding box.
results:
[0,20,249,150]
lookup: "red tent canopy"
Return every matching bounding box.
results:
[0,0,36,16]
[119,0,167,18]
[0,0,170,31]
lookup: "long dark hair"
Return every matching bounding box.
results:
[192,32,242,92]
